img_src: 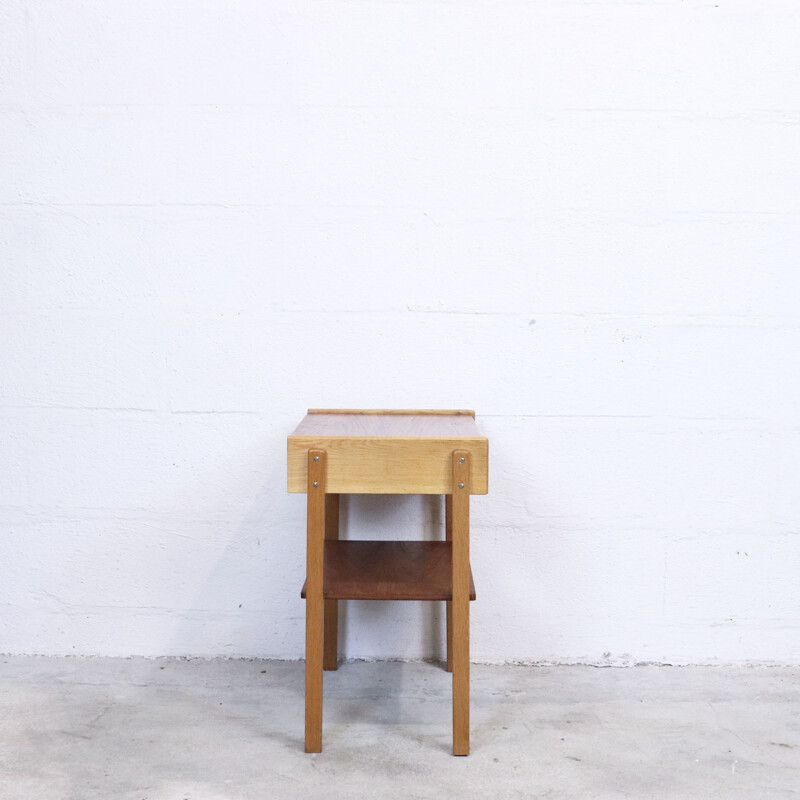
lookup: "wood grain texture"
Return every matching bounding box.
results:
[451,450,470,756]
[293,412,482,437]
[288,436,488,494]
[445,494,453,674]
[323,494,339,672]
[304,450,326,753]
[301,541,476,601]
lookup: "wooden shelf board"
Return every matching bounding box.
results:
[301,540,476,601]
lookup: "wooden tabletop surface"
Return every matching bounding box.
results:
[287,409,488,494]
[291,409,482,439]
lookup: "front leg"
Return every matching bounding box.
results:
[451,451,470,756]
[305,450,326,752]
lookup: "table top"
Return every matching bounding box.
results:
[290,409,482,439]
[287,409,489,495]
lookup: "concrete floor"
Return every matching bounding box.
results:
[0,657,797,800]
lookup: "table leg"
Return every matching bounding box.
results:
[451,450,470,756]
[445,494,453,673]
[305,449,326,753]
[323,493,339,671]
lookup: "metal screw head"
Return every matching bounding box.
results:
[313,481,319,488]
[459,482,465,489]
[313,456,319,462]
[459,457,466,463]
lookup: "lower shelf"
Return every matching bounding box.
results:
[301,540,476,601]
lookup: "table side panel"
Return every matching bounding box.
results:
[287,436,489,494]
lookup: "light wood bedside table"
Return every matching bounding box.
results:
[288,409,489,755]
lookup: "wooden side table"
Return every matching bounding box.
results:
[288,409,489,755]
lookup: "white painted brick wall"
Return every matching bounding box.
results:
[1,0,798,664]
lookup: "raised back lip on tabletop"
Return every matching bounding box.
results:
[306,408,475,417]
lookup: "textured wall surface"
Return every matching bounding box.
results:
[2,0,799,664]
